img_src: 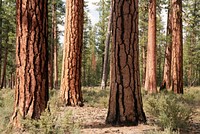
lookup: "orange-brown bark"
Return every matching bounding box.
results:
[106,0,146,125]
[60,0,84,106]
[171,0,183,94]
[11,0,49,127]
[160,0,172,91]
[145,0,157,93]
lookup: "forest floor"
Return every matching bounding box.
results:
[67,106,156,134]
[0,87,200,134]
[65,105,200,134]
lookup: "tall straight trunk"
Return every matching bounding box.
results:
[60,0,84,106]
[101,6,112,90]
[160,1,172,91]
[49,16,54,90]
[0,47,8,89]
[52,0,58,90]
[0,0,2,86]
[11,0,49,128]
[106,0,146,125]
[171,0,183,94]
[142,45,146,86]
[144,0,157,93]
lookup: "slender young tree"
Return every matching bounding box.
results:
[11,0,49,127]
[160,0,172,90]
[52,0,58,89]
[0,34,8,89]
[144,0,157,93]
[0,0,2,86]
[171,0,183,94]
[101,6,112,90]
[106,0,146,125]
[60,0,84,106]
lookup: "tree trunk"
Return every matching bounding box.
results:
[0,0,2,87]
[52,0,58,90]
[0,47,8,89]
[144,0,157,93]
[101,6,112,90]
[160,1,172,91]
[171,0,183,94]
[49,14,54,90]
[11,0,49,128]
[106,0,146,125]
[60,0,84,106]
[142,45,146,86]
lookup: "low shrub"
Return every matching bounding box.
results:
[144,92,193,130]
[22,108,80,134]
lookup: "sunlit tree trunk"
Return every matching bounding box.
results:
[145,0,157,93]
[160,0,172,91]
[60,0,84,106]
[106,0,146,125]
[101,6,112,90]
[11,0,49,128]
[171,0,183,94]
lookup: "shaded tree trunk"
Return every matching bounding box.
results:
[171,0,183,94]
[144,0,157,93]
[52,0,58,90]
[160,1,172,91]
[0,0,2,87]
[60,0,84,106]
[101,6,112,90]
[142,45,146,86]
[0,47,8,89]
[106,0,146,125]
[11,0,49,128]
[49,18,54,89]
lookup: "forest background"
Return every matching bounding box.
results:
[0,0,200,133]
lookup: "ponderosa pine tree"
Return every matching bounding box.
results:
[101,5,112,90]
[60,0,84,106]
[0,0,2,88]
[144,0,157,93]
[160,0,172,90]
[171,0,183,94]
[106,0,146,125]
[11,0,49,127]
[52,0,58,90]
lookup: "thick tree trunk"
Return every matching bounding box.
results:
[11,0,49,128]
[106,0,146,125]
[144,0,157,93]
[171,0,183,94]
[52,0,58,90]
[0,47,8,89]
[101,6,112,90]
[60,0,84,106]
[160,2,172,91]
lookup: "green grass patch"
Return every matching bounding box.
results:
[0,89,15,133]
[82,87,109,108]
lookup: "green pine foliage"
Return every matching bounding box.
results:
[183,0,200,86]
